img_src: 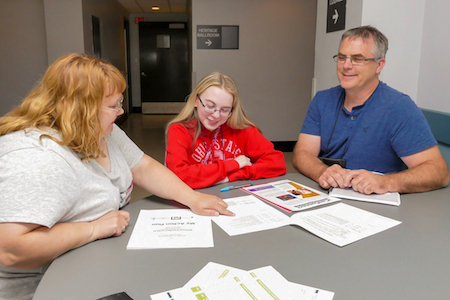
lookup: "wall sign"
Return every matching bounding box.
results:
[134,16,145,24]
[197,25,239,49]
[327,0,346,33]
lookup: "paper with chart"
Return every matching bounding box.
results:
[150,262,334,300]
[290,202,402,247]
[241,179,339,211]
[211,195,290,236]
[126,209,213,249]
[329,187,401,206]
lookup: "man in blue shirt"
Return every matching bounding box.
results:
[293,26,449,194]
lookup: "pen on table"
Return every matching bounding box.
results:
[220,183,253,192]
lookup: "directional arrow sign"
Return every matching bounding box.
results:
[333,9,339,24]
[197,25,239,49]
[327,0,346,33]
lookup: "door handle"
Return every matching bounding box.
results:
[141,72,147,77]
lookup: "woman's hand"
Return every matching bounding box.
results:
[89,210,130,240]
[186,191,235,217]
[131,155,234,217]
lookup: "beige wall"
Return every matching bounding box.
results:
[0,0,48,116]
[82,0,128,71]
[44,0,84,64]
[192,0,317,141]
[0,0,128,117]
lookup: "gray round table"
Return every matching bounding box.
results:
[33,174,450,300]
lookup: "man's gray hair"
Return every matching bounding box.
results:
[341,25,389,59]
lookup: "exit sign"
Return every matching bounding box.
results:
[134,16,145,24]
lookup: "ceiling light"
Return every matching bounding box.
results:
[152,6,160,11]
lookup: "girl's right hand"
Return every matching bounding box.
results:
[234,155,252,169]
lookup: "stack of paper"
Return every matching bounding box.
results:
[150,262,335,300]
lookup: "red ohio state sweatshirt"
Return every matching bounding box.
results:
[166,121,287,189]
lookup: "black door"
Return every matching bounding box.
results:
[139,22,190,103]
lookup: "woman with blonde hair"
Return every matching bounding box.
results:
[166,72,286,189]
[0,54,232,300]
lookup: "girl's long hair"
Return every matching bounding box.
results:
[166,72,258,146]
[0,53,126,160]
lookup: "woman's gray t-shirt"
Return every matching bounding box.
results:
[0,124,144,300]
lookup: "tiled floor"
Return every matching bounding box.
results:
[119,114,296,202]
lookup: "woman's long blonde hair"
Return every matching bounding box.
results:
[166,72,258,146]
[0,53,126,160]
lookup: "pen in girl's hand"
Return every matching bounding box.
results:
[220,183,253,192]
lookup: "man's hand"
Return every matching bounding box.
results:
[318,164,351,189]
[343,170,389,194]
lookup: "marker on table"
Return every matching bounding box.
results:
[220,183,254,192]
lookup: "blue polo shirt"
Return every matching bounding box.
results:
[301,82,437,173]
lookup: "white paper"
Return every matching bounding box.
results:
[289,281,336,300]
[184,262,247,286]
[150,277,248,300]
[329,187,401,206]
[150,262,255,300]
[246,266,334,300]
[290,203,402,247]
[213,196,401,247]
[151,262,334,300]
[211,196,290,236]
[241,179,339,211]
[126,209,213,249]
[182,262,254,299]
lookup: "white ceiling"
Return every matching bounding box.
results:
[116,0,187,14]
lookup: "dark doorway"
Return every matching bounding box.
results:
[139,22,190,106]
[124,18,132,113]
[92,16,101,58]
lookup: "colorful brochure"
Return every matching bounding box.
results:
[241,179,339,212]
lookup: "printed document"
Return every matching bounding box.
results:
[126,209,213,249]
[329,187,401,206]
[213,196,401,247]
[241,179,339,211]
[211,196,290,236]
[290,202,402,247]
[150,262,334,300]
